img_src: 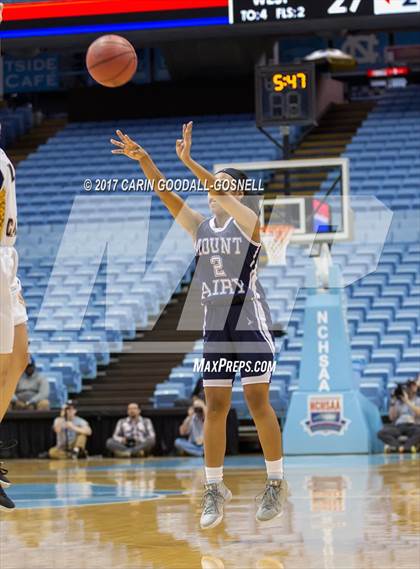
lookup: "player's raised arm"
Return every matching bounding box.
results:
[177,121,260,242]
[176,121,216,190]
[0,3,3,24]
[110,130,204,239]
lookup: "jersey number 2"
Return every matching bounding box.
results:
[210,256,226,277]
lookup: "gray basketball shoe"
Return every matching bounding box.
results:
[200,482,232,530]
[256,479,288,522]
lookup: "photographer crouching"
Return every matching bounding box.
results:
[49,401,92,459]
[378,377,420,454]
[174,399,206,457]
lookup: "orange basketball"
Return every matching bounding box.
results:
[86,34,138,88]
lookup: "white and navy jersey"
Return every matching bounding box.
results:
[194,216,266,306]
[0,149,17,247]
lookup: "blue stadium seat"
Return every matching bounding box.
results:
[47,372,68,408]
[153,384,187,408]
[359,381,385,410]
[49,358,82,393]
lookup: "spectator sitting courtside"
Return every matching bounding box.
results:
[49,401,92,459]
[11,357,50,411]
[174,398,206,457]
[106,403,156,458]
[378,378,420,454]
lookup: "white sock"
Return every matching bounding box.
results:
[265,458,284,480]
[205,466,223,485]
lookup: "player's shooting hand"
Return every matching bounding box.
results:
[110,130,148,161]
[176,121,193,163]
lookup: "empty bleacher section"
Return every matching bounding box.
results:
[0,105,33,148]
[16,115,277,226]
[343,86,420,405]
[71,288,201,411]
[346,87,420,213]
[6,117,68,166]
[294,101,375,159]
[267,101,374,198]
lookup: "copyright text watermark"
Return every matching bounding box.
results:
[83,178,264,193]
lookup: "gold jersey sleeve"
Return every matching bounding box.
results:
[0,149,17,248]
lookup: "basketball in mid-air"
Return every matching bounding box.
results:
[86,35,138,88]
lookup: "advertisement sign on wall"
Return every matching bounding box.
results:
[4,53,60,93]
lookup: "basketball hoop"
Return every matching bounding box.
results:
[261,225,294,266]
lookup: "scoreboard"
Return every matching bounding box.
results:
[1,0,418,40]
[255,64,316,126]
[229,0,420,24]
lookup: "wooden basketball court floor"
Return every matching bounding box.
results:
[1,454,419,569]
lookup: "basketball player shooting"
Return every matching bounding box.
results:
[0,2,30,511]
[111,121,288,529]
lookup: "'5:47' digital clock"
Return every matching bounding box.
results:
[273,72,309,92]
[255,64,316,127]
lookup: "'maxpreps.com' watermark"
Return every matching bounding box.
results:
[83,177,264,193]
[193,358,277,374]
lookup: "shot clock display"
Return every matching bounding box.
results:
[272,71,308,92]
[255,64,316,127]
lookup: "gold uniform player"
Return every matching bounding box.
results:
[0,105,29,508]
[111,121,288,529]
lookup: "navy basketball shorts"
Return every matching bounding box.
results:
[202,299,276,388]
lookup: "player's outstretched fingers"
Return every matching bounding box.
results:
[121,131,135,146]
[185,122,193,144]
[115,129,130,143]
[110,137,125,155]
[110,138,124,148]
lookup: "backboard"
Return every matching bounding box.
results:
[213,157,351,245]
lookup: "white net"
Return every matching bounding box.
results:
[261,225,294,266]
